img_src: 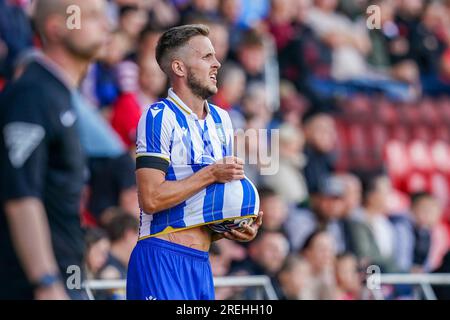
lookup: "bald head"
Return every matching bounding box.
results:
[33,0,74,40]
[32,0,109,61]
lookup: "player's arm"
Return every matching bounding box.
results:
[137,156,244,214]
[1,92,68,300]
[5,198,68,299]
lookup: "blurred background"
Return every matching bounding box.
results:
[1,0,450,300]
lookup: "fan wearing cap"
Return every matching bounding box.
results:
[284,175,348,253]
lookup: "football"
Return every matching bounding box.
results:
[208,217,255,233]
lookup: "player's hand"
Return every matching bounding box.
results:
[210,156,245,183]
[223,211,263,242]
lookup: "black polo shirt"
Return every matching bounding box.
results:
[0,61,86,299]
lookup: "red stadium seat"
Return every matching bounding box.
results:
[347,123,371,168]
[431,140,450,174]
[408,139,434,173]
[384,140,410,190]
[400,103,421,125]
[406,172,429,194]
[389,124,410,142]
[419,98,440,125]
[334,118,350,170]
[430,172,450,208]
[377,99,399,125]
[433,125,450,142]
[368,123,389,165]
[411,125,432,143]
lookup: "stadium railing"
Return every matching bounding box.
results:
[368,273,450,300]
[82,275,278,300]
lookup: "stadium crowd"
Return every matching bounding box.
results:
[1,0,450,300]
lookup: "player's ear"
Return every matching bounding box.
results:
[171,60,185,78]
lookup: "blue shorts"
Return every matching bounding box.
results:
[126,237,215,300]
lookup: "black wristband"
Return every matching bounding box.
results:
[31,273,62,290]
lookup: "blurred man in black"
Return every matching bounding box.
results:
[302,110,337,194]
[0,0,109,299]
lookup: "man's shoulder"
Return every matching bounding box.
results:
[1,63,68,112]
[141,101,176,122]
[0,81,47,122]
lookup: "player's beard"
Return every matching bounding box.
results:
[187,68,217,100]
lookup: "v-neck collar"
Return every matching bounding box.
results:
[167,88,210,120]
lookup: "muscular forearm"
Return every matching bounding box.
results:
[140,165,216,214]
[5,198,61,283]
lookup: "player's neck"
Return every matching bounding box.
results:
[172,85,207,119]
[43,46,90,88]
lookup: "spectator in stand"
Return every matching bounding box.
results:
[142,0,180,30]
[236,0,270,30]
[302,110,337,194]
[98,213,139,280]
[285,175,347,253]
[277,255,313,300]
[209,242,240,300]
[83,30,129,114]
[111,51,167,149]
[257,187,289,233]
[212,62,246,112]
[187,15,231,64]
[109,25,167,150]
[0,0,33,80]
[118,4,148,55]
[234,231,289,298]
[219,0,244,50]
[366,0,420,85]
[277,0,333,108]
[334,253,362,300]
[236,30,267,84]
[276,80,310,129]
[265,0,297,52]
[136,26,164,62]
[96,213,139,299]
[300,229,337,300]
[180,0,221,22]
[305,0,372,81]
[338,173,363,217]
[432,250,450,299]
[262,123,308,206]
[85,152,138,223]
[411,1,450,95]
[409,192,444,272]
[85,228,110,280]
[337,173,391,272]
[208,18,231,63]
[359,172,404,272]
[241,81,272,126]
[394,0,423,63]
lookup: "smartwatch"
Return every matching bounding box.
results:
[32,273,61,290]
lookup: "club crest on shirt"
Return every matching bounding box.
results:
[216,124,226,146]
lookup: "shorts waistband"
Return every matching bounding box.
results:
[138,237,209,261]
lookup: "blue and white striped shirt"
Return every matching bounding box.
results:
[136,89,259,239]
